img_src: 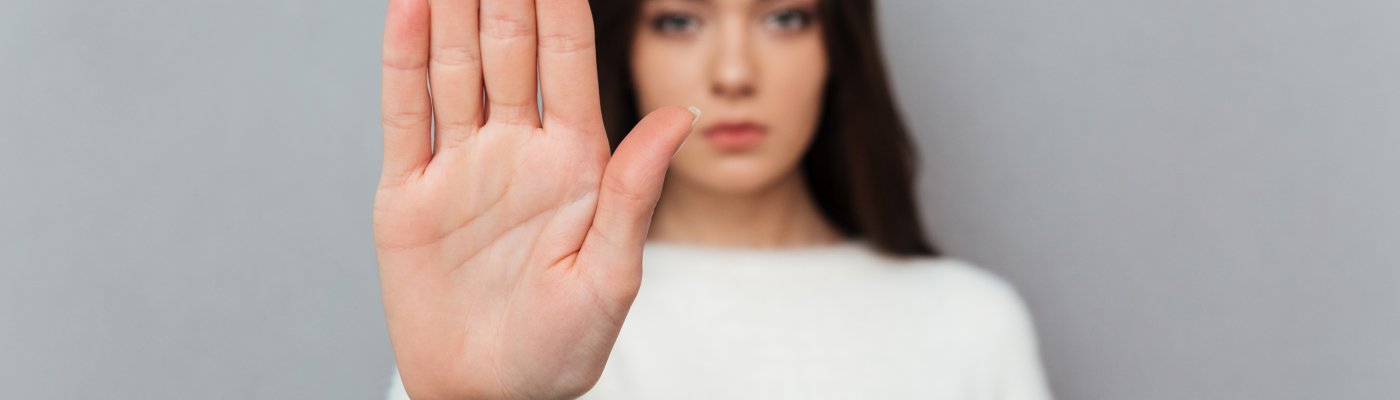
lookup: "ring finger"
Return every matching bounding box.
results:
[429,0,485,149]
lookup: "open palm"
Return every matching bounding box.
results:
[371,0,696,398]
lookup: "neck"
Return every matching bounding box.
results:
[647,171,845,248]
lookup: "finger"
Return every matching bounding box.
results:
[479,0,541,127]
[380,0,433,185]
[536,0,603,134]
[428,0,485,149]
[580,106,700,285]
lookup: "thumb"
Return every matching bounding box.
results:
[579,106,700,288]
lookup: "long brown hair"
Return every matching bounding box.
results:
[589,0,941,257]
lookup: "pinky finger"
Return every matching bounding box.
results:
[380,0,433,186]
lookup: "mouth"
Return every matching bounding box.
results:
[702,121,768,152]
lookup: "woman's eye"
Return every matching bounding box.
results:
[763,9,814,32]
[651,13,700,35]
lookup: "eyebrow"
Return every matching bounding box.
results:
[648,0,785,4]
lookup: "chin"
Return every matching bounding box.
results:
[706,176,779,195]
[672,161,793,196]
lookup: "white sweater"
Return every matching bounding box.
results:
[387,240,1054,400]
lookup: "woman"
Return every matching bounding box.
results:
[375,0,1053,398]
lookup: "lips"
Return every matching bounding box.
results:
[703,121,767,151]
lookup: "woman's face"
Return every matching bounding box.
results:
[631,0,828,194]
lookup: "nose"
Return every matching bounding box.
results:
[709,18,756,100]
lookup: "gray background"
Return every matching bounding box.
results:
[1,0,1396,399]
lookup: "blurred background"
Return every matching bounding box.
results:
[1,0,1396,398]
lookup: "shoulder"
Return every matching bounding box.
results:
[897,257,1054,399]
[883,255,1038,336]
[889,256,1025,301]
[385,365,409,400]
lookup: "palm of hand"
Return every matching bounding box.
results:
[370,0,696,398]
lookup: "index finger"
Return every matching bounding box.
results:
[537,0,604,135]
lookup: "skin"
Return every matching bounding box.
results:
[374,0,839,398]
[636,0,842,247]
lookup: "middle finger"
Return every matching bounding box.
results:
[480,0,541,128]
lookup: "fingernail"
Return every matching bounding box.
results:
[675,106,701,159]
[687,106,702,129]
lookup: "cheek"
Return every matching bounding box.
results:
[629,38,708,112]
[775,38,828,108]
[760,37,829,148]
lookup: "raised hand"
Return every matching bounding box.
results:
[372,0,697,398]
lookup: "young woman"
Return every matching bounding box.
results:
[374,0,1053,398]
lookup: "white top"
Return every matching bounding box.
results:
[387,240,1054,400]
